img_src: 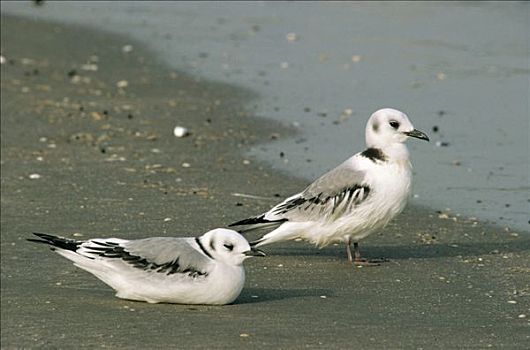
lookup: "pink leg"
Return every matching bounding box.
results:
[352,242,388,266]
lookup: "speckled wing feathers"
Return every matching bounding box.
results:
[266,161,370,221]
[79,237,213,277]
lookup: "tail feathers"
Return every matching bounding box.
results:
[27,232,80,252]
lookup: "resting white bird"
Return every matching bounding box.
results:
[28,229,264,305]
[230,108,429,265]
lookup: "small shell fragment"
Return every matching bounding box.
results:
[29,173,42,180]
[286,32,298,42]
[116,80,129,88]
[122,45,133,53]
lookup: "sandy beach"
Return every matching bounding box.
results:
[1,15,529,349]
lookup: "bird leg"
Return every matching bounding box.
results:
[346,237,353,263]
[351,242,388,266]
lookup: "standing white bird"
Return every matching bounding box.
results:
[229,108,429,265]
[28,228,265,305]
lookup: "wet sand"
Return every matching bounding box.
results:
[1,15,529,349]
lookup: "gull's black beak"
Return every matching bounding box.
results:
[404,129,430,142]
[244,247,266,257]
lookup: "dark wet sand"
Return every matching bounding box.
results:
[1,16,529,349]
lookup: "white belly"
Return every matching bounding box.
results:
[306,161,412,246]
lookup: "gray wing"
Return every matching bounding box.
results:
[81,237,213,277]
[266,157,370,221]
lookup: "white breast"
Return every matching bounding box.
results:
[306,158,412,246]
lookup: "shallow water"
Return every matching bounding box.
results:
[3,1,528,231]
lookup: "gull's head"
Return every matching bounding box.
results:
[365,108,429,149]
[200,228,265,266]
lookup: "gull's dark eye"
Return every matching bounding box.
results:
[223,243,234,251]
[389,120,400,129]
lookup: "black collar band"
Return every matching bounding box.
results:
[195,237,214,259]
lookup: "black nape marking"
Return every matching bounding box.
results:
[361,148,387,162]
[195,237,213,259]
[86,243,208,277]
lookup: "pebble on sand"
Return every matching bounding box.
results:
[29,173,42,179]
[173,126,190,138]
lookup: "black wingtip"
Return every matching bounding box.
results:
[28,232,80,251]
[228,216,264,227]
[229,214,287,227]
[249,239,263,247]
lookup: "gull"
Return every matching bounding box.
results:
[230,108,429,265]
[28,228,265,305]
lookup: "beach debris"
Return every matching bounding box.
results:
[319,53,329,63]
[122,44,134,53]
[91,111,103,121]
[105,155,126,162]
[81,63,98,71]
[351,55,362,63]
[28,173,42,180]
[231,193,275,200]
[21,58,36,65]
[286,32,298,42]
[173,126,190,138]
[116,80,129,88]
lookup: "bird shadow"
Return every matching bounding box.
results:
[236,287,333,304]
[264,239,530,261]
